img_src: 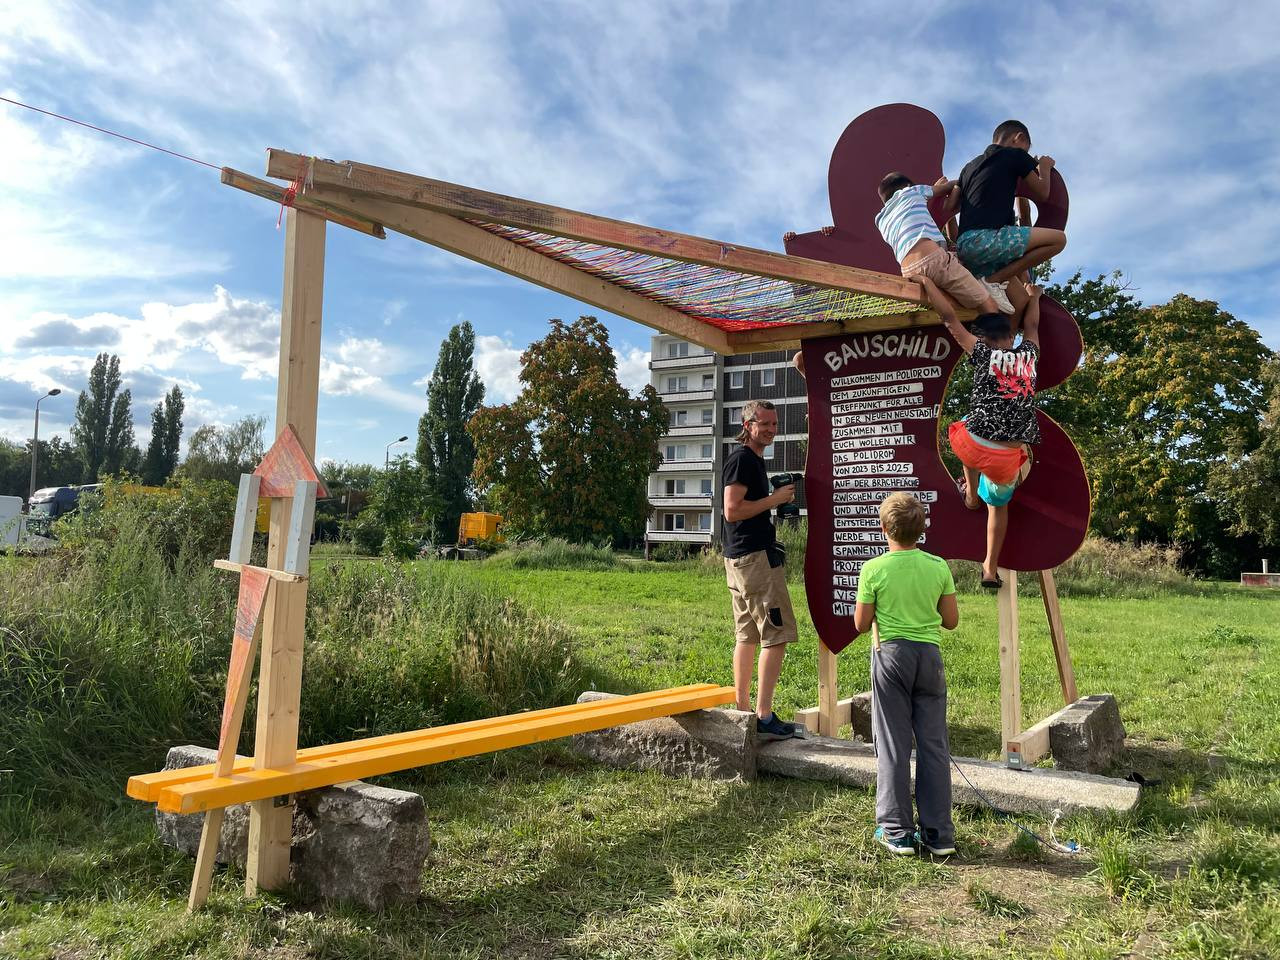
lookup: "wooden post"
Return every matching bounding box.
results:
[246,208,325,895]
[817,643,839,737]
[1037,569,1078,704]
[996,568,1021,764]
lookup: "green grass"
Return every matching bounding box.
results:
[2,548,1279,958]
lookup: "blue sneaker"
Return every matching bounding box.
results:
[874,827,917,856]
[915,830,957,856]
[756,712,798,742]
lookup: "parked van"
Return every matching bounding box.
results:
[27,484,101,536]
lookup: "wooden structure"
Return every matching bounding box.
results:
[128,104,1094,907]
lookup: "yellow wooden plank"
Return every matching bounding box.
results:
[128,684,720,802]
[212,559,305,583]
[817,644,839,737]
[265,149,928,306]
[159,686,735,814]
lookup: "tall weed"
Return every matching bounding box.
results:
[482,538,622,571]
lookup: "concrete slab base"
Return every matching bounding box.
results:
[758,734,1140,814]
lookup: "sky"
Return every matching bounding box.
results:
[1,1,1277,466]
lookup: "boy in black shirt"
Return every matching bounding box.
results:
[955,120,1066,296]
[722,399,800,740]
[914,276,1043,588]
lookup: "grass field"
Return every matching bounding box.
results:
[2,555,1279,959]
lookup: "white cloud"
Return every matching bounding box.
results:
[318,356,379,397]
[615,344,651,396]
[473,334,523,403]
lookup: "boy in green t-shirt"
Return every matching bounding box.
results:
[855,493,960,856]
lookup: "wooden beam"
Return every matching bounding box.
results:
[212,559,305,583]
[997,568,1022,763]
[247,208,325,895]
[1038,569,1078,704]
[298,185,733,355]
[157,686,737,815]
[796,696,855,734]
[817,643,839,737]
[265,149,929,306]
[722,303,975,351]
[129,685,725,802]
[221,168,386,238]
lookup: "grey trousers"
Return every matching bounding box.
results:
[871,640,954,845]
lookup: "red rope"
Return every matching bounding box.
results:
[0,95,221,170]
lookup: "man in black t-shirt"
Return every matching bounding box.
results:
[722,399,800,741]
[955,119,1067,292]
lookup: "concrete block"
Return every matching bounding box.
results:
[154,745,430,911]
[757,735,1140,815]
[1050,693,1127,774]
[570,691,757,782]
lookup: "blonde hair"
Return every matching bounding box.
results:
[736,399,777,444]
[879,493,926,545]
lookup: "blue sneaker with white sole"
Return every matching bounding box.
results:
[874,826,917,856]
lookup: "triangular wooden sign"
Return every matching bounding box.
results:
[253,424,328,498]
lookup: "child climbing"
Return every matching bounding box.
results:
[955,121,1065,300]
[874,173,1013,318]
[914,275,1043,588]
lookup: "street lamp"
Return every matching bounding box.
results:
[385,435,409,469]
[29,388,63,506]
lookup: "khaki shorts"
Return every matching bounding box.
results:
[902,249,990,309]
[724,550,798,647]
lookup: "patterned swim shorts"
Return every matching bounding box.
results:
[956,226,1031,279]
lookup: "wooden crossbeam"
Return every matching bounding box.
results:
[153,686,735,815]
[265,149,929,307]
[127,684,722,802]
[212,559,305,583]
[221,168,386,238]
[298,186,735,355]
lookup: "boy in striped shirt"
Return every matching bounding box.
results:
[875,172,1014,317]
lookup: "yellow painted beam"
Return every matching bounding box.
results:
[128,684,721,802]
[155,686,735,814]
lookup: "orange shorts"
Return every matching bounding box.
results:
[948,420,1028,487]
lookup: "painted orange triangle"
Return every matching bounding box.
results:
[219,566,271,753]
[253,424,329,498]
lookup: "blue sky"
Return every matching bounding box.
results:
[1,1,1277,466]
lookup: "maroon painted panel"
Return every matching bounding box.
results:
[789,103,1091,654]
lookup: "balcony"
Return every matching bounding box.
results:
[663,424,715,438]
[657,389,715,403]
[650,353,717,370]
[646,529,713,544]
[648,494,713,509]
[657,458,713,472]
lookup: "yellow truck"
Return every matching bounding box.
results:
[457,512,503,546]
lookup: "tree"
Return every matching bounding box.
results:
[468,316,666,545]
[72,353,137,480]
[1211,354,1280,547]
[180,415,266,485]
[1042,276,1270,573]
[141,386,185,485]
[416,321,485,542]
[347,458,438,558]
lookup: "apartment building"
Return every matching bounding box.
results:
[645,334,807,553]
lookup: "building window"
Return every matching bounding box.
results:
[665,478,686,495]
[664,444,687,461]
[664,513,686,531]
[729,371,744,389]
[701,408,713,424]
[698,513,712,530]
[700,478,713,495]
[761,368,776,387]
[667,341,689,358]
[666,375,688,392]
[674,410,688,426]
[702,373,714,389]
[727,406,742,425]
[763,443,775,459]
[701,443,713,459]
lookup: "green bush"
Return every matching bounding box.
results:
[0,516,588,805]
[482,538,623,571]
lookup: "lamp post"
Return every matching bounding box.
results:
[385,435,409,470]
[29,388,63,507]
